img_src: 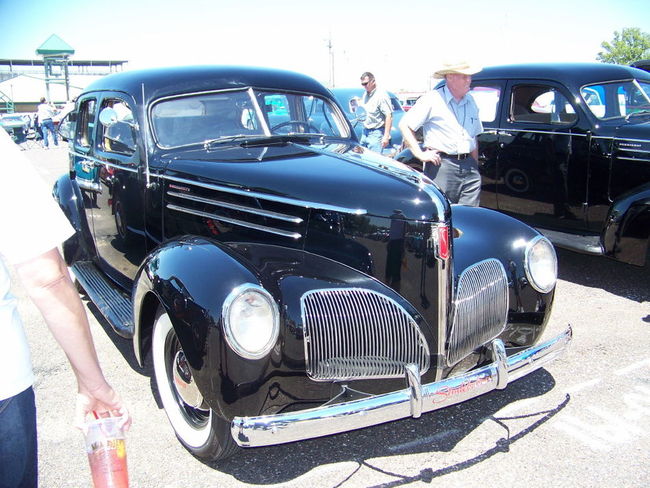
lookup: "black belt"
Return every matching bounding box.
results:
[438,151,470,160]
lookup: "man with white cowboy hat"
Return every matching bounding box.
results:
[399,60,483,206]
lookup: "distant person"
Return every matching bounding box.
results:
[36,97,58,149]
[400,61,483,206]
[0,128,130,487]
[359,72,393,154]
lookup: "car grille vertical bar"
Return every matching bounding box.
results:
[301,288,430,381]
[447,259,509,365]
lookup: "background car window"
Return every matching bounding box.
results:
[264,94,291,128]
[580,80,650,119]
[469,85,501,122]
[100,98,137,155]
[511,85,576,124]
[75,99,96,148]
[302,96,347,136]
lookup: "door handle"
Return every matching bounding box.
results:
[498,131,514,137]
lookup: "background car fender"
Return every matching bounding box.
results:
[602,182,650,267]
[52,174,97,264]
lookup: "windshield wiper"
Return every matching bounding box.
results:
[204,134,265,148]
[625,109,650,121]
[240,134,315,147]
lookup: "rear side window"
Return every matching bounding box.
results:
[470,85,501,123]
[75,98,96,148]
[510,85,577,124]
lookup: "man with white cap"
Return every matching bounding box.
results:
[399,61,483,206]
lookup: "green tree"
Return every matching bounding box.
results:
[597,27,650,65]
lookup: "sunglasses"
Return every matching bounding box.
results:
[361,80,373,86]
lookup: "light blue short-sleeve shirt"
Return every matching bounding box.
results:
[403,86,483,154]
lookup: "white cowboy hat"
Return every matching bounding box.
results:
[433,61,483,78]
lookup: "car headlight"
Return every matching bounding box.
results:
[524,235,557,293]
[222,284,279,359]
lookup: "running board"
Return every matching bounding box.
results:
[71,261,134,339]
[536,228,603,255]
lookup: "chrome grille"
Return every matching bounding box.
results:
[447,259,509,365]
[301,288,430,381]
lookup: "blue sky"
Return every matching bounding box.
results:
[1,0,649,91]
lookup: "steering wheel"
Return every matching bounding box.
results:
[270,120,320,134]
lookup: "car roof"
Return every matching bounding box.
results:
[473,63,650,87]
[82,65,334,104]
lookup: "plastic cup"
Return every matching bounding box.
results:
[84,416,129,488]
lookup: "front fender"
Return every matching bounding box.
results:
[602,183,650,266]
[451,205,555,346]
[52,174,96,264]
[132,237,426,420]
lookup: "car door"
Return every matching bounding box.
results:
[493,81,589,231]
[471,81,506,211]
[90,94,147,287]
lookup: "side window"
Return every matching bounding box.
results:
[469,84,501,123]
[511,85,577,124]
[75,98,97,148]
[99,98,137,155]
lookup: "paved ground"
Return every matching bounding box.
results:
[14,144,650,487]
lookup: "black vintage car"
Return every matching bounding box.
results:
[54,65,570,461]
[401,63,650,267]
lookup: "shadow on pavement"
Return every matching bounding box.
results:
[556,248,649,303]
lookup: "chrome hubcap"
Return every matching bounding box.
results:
[172,350,205,409]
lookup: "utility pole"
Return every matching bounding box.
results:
[327,33,335,88]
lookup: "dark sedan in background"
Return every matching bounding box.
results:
[399,63,650,268]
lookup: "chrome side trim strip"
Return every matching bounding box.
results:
[231,326,572,447]
[498,128,587,137]
[166,203,302,239]
[615,156,650,162]
[167,191,303,223]
[69,151,139,174]
[161,174,366,216]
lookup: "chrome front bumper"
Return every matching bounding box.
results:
[231,326,572,447]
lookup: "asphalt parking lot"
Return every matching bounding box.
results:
[14,144,650,487]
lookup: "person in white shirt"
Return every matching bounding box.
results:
[36,97,59,149]
[0,128,130,487]
[400,61,484,206]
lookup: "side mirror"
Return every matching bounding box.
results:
[99,107,119,128]
[351,106,367,127]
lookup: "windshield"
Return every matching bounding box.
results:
[151,88,350,148]
[580,79,650,119]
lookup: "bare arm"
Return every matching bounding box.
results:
[471,138,479,161]
[381,112,393,148]
[15,248,130,429]
[398,117,442,166]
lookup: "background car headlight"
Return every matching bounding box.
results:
[524,235,557,293]
[222,284,279,359]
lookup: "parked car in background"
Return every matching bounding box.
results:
[398,63,650,267]
[331,88,405,156]
[55,65,570,461]
[397,91,424,111]
[631,59,650,73]
[0,113,30,142]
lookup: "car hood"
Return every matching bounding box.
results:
[160,141,448,222]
